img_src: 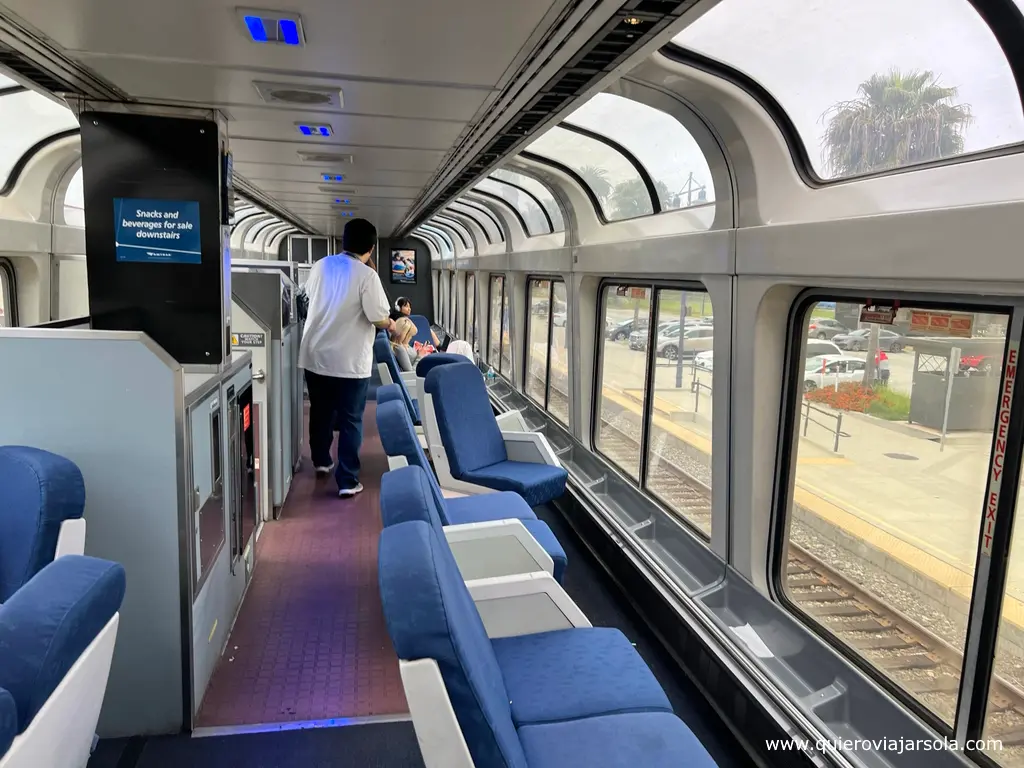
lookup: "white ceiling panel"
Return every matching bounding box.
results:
[231,141,445,171]
[232,163,430,187]
[1,0,557,85]
[67,58,493,121]
[227,108,464,150]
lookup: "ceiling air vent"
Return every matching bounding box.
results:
[297,151,353,164]
[318,186,356,194]
[0,44,77,95]
[253,81,344,108]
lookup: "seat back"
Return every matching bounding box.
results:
[409,314,433,346]
[415,353,471,435]
[379,465,448,532]
[425,363,507,477]
[0,555,125,757]
[376,398,453,522]
[0,447,86,603]
[373,335,419,423]
[379,521,526,768]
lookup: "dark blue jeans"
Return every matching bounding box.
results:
[304,370,370,490]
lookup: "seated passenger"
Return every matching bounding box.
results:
[391,317,430,373]
[390,297,441,347]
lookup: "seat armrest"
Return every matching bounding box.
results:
[377,362,394,386]
[443,519,554,581]
[387,455,409,471]
[495,410,528,433]
[500,431,561,466]
[466,572,591,638]
[400,370,418,386]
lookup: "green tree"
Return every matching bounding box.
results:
[609,178,674,218]
[821,68,973,177]
[579,165,612,201]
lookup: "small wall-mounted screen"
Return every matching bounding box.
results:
[114,197,202,264]
[391,248,416,284]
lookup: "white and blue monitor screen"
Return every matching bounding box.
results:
[114,198,201,264]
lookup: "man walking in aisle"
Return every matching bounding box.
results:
[298,218,394,497]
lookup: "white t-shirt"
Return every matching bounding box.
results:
[298,253,391,378]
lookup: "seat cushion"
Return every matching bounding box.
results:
[491,627,671,726]
[462,461,568,507]
[0,688,16,757]
[517,712,716,768]
[520,520,567,584]
[444,492,537,524]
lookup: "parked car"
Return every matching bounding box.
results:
[807,317,849,339]
[832,328,905,352]
[803,355,868,391]
[628,321,678,351]
[608,318,647,342]
[658,326,714,360]
[694,350,714,371]
[805,340,843,358]
[552,311,566,327]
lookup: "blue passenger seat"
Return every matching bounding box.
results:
[409,314,433,346]
[375,397,567,581]
[0,445,87,602]
[379,520,716,768]
[373,334,420,425]
[425,363,568,506]
[0,554,126,764]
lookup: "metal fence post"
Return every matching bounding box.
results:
[834,412,842,453]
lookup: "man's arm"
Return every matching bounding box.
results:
[361,271,395,331]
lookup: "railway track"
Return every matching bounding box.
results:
[540,386,1024,758]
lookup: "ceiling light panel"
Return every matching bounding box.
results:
[239,9,305,46]
[297,122,332,137]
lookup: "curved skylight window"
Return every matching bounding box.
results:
[422,224,455,257]
[475,178,551,236]
[563,93,714,208]
[434,214,473,249]
[491,169,565,231]
[429,219,467,250]
[63,166,83,226]
[0,90,78,190]
[527,125,653,220]
[444,207,492,245]
[453,199,504,243]
[245,216,280,245]
[672,0,1024,179]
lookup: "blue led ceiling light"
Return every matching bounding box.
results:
[239,9,305,46]
[322,173,344,182]
[334,198,350,204]
[297,123,332,137]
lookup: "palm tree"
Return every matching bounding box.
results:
[821,69,972,177]
[578,164,612,201]
[609,178,674,219]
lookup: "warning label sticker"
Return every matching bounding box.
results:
[982,344,1018,556]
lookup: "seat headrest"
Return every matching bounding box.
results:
[416,352,470,378]
[0,555,125,733]
[377,521,524,767]
[376,383,404,408]
[0,446,86,603]
[379,465,445,531]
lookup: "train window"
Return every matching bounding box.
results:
[432,270,439,320]
[672,0,1023,180]
[500,280,512,375]
[491,169,565,232]
[526,279,552,404]
[563,93,715,210]
[448,271,456,334]
[548,281,569,426]
[527,126,653,221]
[595,284,653,480]
[779,298,1010,728]
[435,215,473,250]
[63,167,84,227]
[465,273,476,349]
[645,288,714,538]
[488,275,504,369]
[0,90,78,191]
[475,178,551,236]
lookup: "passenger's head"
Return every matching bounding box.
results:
[395,297,412,316]
[391,316,417,347]
[342,218,377,261]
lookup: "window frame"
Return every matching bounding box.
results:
[0,256,16,327]
[592,278,713,541]
[455,198,505,242]
[434,214,473,250]
[421,224,455,257]
[448,203,498,245]
[490,169,564,232]
[466,192,528,238]
[520,150,612,225]
[447,268,457,334]
[773,288,1022,747]
[443,208,490,246]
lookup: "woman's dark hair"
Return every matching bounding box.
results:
[395,297,411,311]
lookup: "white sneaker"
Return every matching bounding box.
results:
[314,463,334,475]
[338,483,364,498]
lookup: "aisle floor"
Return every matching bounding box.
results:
[195,402,407,728]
